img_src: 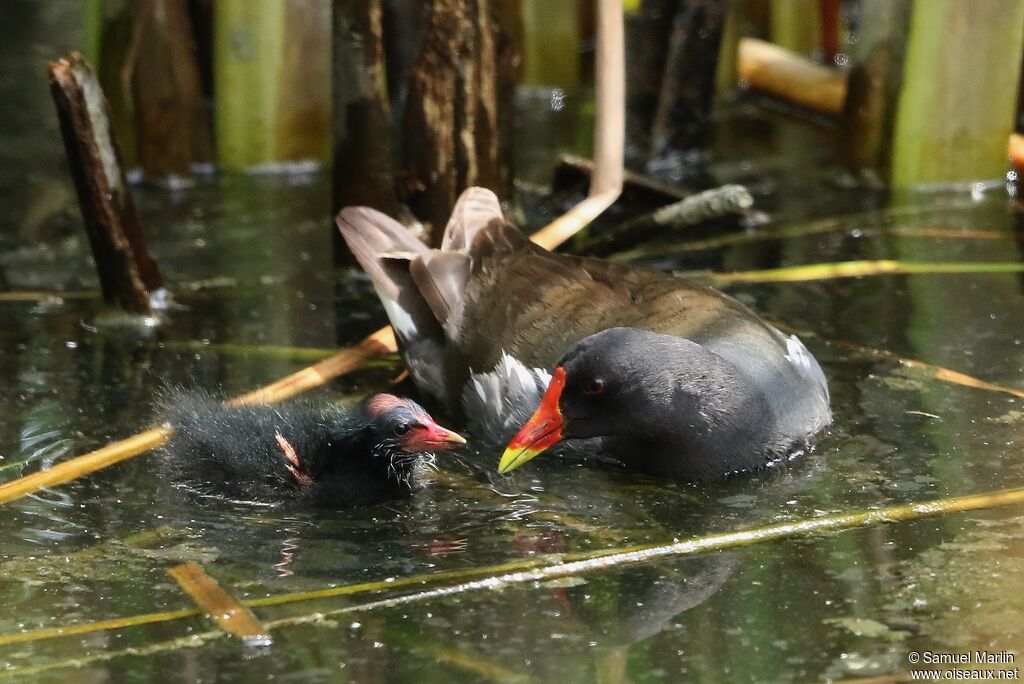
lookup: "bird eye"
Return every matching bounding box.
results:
[583,378,606,396]
[394,422,411,436]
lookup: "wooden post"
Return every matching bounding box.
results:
[890,0,1024,186]
[214,0,331,170]
[649,0,727,160]
[332,0,402,217]
[48,54,161,314]
[770,0,821,55]
[124,0,211,182]
[399,0,503,242]
[625,0,676,162]
[840,0,911,182]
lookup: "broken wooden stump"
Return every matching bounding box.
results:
[48,52,162,315]
[575,184,757,255]
[399,0,505,244]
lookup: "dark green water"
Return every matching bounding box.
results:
[1,3,1024,682]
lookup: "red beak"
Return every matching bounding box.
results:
[407,417,466,451]
[498,366,566,474]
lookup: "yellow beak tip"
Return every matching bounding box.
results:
[497,446,539,475]
[447,431,467,445]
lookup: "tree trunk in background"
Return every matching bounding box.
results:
[624,0,725,170]
[846,0,1024,187]
[87,0,212,182]
[332,0,403,222]
[714,0,742,98]
[126,0,211,183]
[890,0,1024,187]
[276,2,332,162]
[214,0,331,170]
[521,0,579,87]
[649,0,726,160]
[770,0,821,55]
[494,0,523,218]
[840,0,911,184]
[381,0,424,112]
[625,0,675,165]
[400,0,503,243]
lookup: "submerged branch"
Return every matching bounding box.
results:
[167,562,271,645]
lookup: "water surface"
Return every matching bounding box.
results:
[1,4,1023,682]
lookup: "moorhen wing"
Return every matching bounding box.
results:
[337,188,830,481]
[158,391,465,507]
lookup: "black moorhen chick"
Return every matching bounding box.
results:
[158,391,465,507]
[337,188,831,481]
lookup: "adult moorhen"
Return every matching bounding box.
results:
[337,188,830,481]
[158,391,465,507]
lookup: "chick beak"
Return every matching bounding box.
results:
[498,367,566,474]
[413,417,466,450]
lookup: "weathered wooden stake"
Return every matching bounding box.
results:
[649,0,727,160]
[48,53,162,314]
[890,0,1024,186]
[124,0,211,182]
[214,0,331,170]
[400,0,503,243]
[332,0,403,218]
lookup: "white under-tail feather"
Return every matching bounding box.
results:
[461,352,552,447]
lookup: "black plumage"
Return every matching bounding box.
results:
[157,390,464,508]
[337,187,831,481]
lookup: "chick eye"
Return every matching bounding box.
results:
[583,378,606,396]
[394,422,411,436]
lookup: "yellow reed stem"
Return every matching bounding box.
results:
[699,260,1024,283]
[788,327,1024,400]
[0,427,171,505]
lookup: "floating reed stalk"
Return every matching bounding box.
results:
[167,562,271,645]
[780,325,1024,400]
[698,260,1024,284]
[0,290,99,303]
[0,427,171,505]
[0,0,625,506]
[5,483,1024,650]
